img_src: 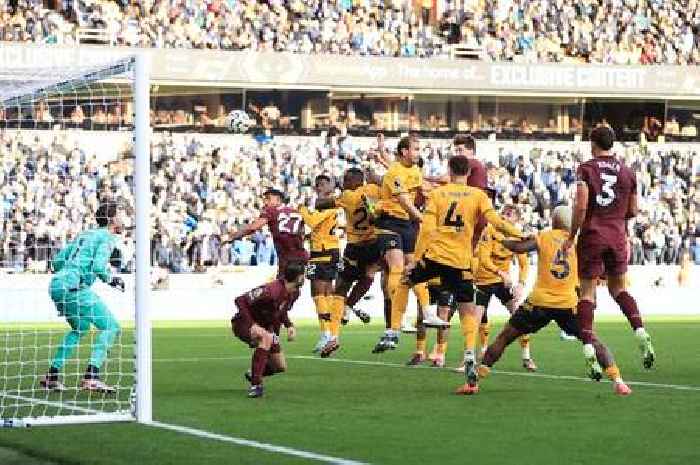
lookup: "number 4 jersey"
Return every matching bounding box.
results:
[415,183,521,272]
[260,205,309,262]
[577,156,636,241]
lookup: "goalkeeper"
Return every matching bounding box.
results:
[40,202,125,393]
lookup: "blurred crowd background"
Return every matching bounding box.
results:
[2,0,699,64]
[1,130,699,275]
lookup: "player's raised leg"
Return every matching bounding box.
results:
[607,274,655,369]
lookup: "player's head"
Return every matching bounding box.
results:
[396,136,419,166]
[314,174,334,196]
[590,125,615,155]
[343,167,364,191]
[453,134,476,158]
[502,204,520,223]
[96,201,122,231]
[552,205,573,232]
[263,188,285,207]
[448,155,471,179]
[282,261,306,291]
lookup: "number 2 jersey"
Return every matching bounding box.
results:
[415,183,521,272]
[576,156,636,241]
[260,205,309,262]
[527,229,578,310]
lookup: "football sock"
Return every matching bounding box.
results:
[460,313,478,351]
[519,335,531,360]
[576,299,595,345]
[347,276,374,307]
[479,322,490,350]
[251,348,270,385]
[84,364,99,380]
[383,297,392,329]
[314,295,330,334]
[583,343,596,360]
[634,327,650,340]
[413,283,430,309]
[389,266,409,330]
[436,342,447,356]
[416,333,427,355]
[605,364,623,383]
[615,291,644,331]
[329,295,344,337]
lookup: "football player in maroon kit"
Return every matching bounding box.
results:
[231,262,306,398]
[227,188,309,278]
[565,126,655,375]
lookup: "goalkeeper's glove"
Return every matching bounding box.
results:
[109,276,125,292]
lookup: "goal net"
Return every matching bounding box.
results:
[0,51,151,427]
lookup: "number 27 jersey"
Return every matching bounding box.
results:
[577,157,636,240]
[261,205,308,260]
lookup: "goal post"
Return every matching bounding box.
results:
[0,51,151,428]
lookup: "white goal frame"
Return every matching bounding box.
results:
[0,52,152,428]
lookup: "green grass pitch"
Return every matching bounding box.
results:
[2,318,700,465]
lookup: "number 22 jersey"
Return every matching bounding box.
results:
[260,205,309,261]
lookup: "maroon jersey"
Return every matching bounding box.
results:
[234,279,298,331]
[467,158,488,190]
[260,205,309,261]
[577,156,636,240]
[468,158,488,249]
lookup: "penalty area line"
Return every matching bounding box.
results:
[148,421,370,465]
[290,355,700,393]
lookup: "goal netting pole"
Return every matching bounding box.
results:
[0,51,151,427]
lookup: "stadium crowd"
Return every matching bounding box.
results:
[1,129,699,274]
[1,0,699,64]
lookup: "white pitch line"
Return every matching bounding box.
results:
[149,420,369,465]
[289,355,700,393]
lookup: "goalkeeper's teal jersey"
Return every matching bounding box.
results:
[52,228,116,289]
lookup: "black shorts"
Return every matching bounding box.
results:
[408,257,474,304]
[341,241,381,282]
[475,282,514,308]
[508,302,579,337]
[306,249,341,281]
[428,283,454,307]
[375,215,418,254]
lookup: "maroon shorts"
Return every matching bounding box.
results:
[230,316,281,353]
[277,251,308,279]
[577,235,628,280]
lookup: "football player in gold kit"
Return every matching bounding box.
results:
[478,206,632,396]
[299,175,343,357]
[402,155,522,395]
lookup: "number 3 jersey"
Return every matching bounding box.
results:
[527,229,578,310]
[260,205,309,261]
[415,183,521,272]
[576,156,636,241]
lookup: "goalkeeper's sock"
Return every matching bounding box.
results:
[84,364,100,380]
[47,366,60,382]
[251,348,270,385]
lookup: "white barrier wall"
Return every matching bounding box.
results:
[1,265,698,323]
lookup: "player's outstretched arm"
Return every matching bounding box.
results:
[502,237,537,254]
[567,181,589,251]
[483,209,522,239]
[226,217,268,243]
